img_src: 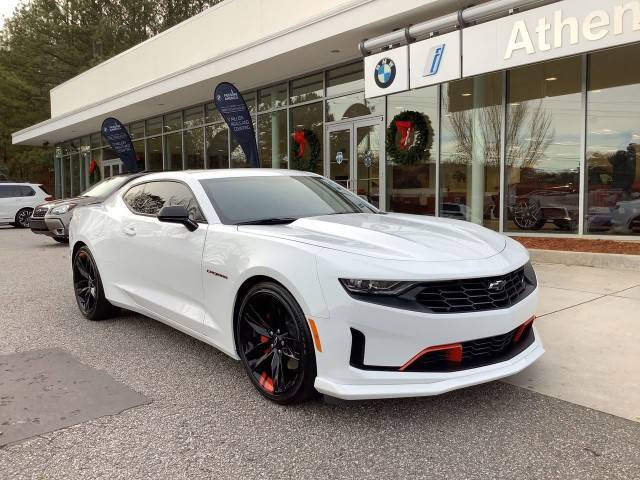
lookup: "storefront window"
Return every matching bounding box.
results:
[63,157,71,197]
[88,151,101,186]
[243,92,257,114]
[146,117,163,137]
[505,57,582,233]
[184,128,204,169]
[258,110,288,168]
[205,103,222,124]
[326,62,363,96]
[164,112,182,132]
[70,154,80,196]
[290,102,323,174]
[326,92,383,122]
[587,44,640,235]
[386,87,438,216]
[441,73,502,230]
[165,132,183,170]
[132,139,146,171]
[184,106,204,129]
[231,118,256,168]
[90,133,101,149]
[147,136,163,171]
[258,83,288,111]
[129,122,145,140]
[290,73,323,104]
[206,124,229,168]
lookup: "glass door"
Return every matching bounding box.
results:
[325,117,384,208]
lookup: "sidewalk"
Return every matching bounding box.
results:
[506,262,640,422]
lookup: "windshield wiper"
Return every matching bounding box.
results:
[236,217,297,225]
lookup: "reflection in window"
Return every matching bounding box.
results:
[386,87,438,216]
[165,133,183,170]
[124,181,204,221]
[326,62,363,96]
[129,122,145,140]
[505,57,582,233]
[290,102,323,175]
[164,112,182,132]
[325,92,383,122]
[587,44,640,235]
[258,84,288,111]
[184,128,204,169]
[132,139,145,171]
[146,116,163,136]
[206,124,229,168]
[258,110,288,169]
[147,136,163,171]
[290,73,323,104]
[441,73,502,230]
[205,103,222,124]
[183,106,204,129]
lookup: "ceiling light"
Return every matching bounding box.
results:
[545,77,557,81]
[461,93,472,97]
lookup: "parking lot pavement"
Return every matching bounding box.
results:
[1,226,639,479]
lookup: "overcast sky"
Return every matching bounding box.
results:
[0,0,22,28]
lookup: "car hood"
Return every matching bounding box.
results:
[239,213,507,261]
[40,196,102,208]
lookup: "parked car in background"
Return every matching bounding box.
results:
[0,183,53,228]
[30,172,148,243]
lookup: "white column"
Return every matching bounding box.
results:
[469,76,486,225]
[271,112,280,169]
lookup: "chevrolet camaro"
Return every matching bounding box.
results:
[69,169,542,404]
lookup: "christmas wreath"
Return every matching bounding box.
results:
[386,111,432,165]
[291,128,321,173]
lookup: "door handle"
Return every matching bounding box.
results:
[122,225,136,236]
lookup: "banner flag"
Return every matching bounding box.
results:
[214,82,260,168]
[101,117,138,173]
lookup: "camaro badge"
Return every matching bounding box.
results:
[488,279,506,292]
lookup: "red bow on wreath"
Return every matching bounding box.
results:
[293,130,306,158]
[89,159,98,174]
[395,121,414,151]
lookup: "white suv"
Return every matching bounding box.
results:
[0,183,53,228]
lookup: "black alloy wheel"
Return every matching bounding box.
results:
[15,208,33,228]
[72,246,119,320]
[236,282,317,404]
[512,199,545,230]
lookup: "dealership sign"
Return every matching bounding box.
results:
[101,117,138,173]
[463,0,640,77]
[364,46,409,98]
[409,30,461,89]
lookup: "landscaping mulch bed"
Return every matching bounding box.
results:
[513,236,640,256]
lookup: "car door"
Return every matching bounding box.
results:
[120,180,208,334]
[0,185,12,221]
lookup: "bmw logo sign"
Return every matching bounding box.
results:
[374,58,396,89]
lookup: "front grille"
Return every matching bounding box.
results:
[414,268,527,313]
[32,207,48,218]
[402,322,534,373]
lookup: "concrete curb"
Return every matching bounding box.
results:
[529,248,640,271]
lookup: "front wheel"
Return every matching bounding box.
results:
[72,246,119,320]
[14,208,33,228]
[236,282,317,404]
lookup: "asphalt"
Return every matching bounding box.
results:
[1,226,639,479]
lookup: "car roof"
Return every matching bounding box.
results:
[134,169,319,182]
[0,182,41,186]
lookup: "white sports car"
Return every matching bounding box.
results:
[69,170,542,404]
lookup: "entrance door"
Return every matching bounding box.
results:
[103,160,123,179]
[326,117,384,208]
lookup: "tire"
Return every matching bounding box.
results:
[72,246,119,321]
[14,208,33,228]
[235,282,317,404]
[53,237,69,244]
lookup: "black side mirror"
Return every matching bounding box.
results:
[157,205,199,231]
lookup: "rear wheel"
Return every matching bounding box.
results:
[72,246,119,320]
[236,282,317,404]
[14,208,33,228]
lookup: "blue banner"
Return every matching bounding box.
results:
[101,117,138,173]
[214,82,260,168]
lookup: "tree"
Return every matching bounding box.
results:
[0,0,221,187]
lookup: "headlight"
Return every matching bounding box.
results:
[523,261,537,287]
[339,279,414,296]
[50,203,76,215]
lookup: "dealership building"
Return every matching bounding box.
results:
[12,0,640,237]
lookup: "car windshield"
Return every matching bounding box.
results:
[81,175,132,198]
[199,175,378,225]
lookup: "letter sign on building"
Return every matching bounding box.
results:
[463,0,640,77]
[409,30,461,89]
[364,46,409,98]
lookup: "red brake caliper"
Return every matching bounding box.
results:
[258,335,274,392]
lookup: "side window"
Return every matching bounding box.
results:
[124,181,205,222]
[0,186,11,198]
[20,186,35,197]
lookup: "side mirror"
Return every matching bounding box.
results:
[157,205,198,231]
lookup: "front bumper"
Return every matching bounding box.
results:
[29,217,67,238]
